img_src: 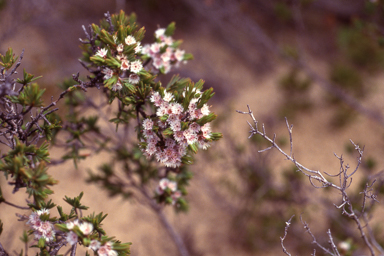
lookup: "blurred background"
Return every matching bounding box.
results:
[2,0,384,255]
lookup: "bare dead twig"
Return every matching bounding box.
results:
[237,105,379,255]
[300,215,336,255]
[281,215,295,256]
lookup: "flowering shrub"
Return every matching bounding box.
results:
[0,10,221,256]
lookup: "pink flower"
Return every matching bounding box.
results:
[167,114,178,124]
[163,36,173,46]
[66,231,78,245]
[188,99,198,111]
[153,57,163,69]
[148,136,159,145]
[189,122,200,133]
[142,119,154,130]
[44,228,55,242]
[159,178,169,190]
[170,121,181,132]
[125,35,136,45]
[143,129,155,139]
[156,151,167,163]
[150,92,162,105]
[150,43,161,54]
[172,191,182,205]
[128,74,140,84]
[146,143,157,156]
[130,60,143,73]
[165,138,176,148]
[97,245,109,256]
[39,221,53,236]
[174,131,185,142]
[96,48,108,58]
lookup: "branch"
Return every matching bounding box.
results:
[280,215,294,256]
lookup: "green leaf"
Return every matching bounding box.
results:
[165,22,176,37]
[0,48,17,69]
[16,69,42,85]
[64,192,89,210]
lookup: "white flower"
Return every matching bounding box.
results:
[174,49,185,62]
[171,103,183,115]
[66,221,75,230]
[141,44,151,55]
[27,212,40,226]
[79,222,93,235]
[112,81,122,91]
[163,36,173,45]
[121,59,130,71]
[39,221,53,236]
[201,104,210,116]
[37,208,50,216]
[108,250,118,256]
[163,91,174,102]
[96,48,108,58]
[128,74,140,84]
[44,228,55,242]
[102,68,114,80]
[130,60,143,73]
[66,231,78,245]
[125,35,136,45]
[150,43,161,54]
[167,181,177,192]
[117,44,124,53]
[155,28,166,38]
[134,42,142,53]
[89,240,101,251]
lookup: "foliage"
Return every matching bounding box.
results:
[0,10,221,256]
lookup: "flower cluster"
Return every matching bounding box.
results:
[156,178,182,204]
[65,219,93,244]
[141,28,187,74]
[27,209,55,242]
[140,89,212,168]
[95,34,143,92]
[65,219,118,255]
